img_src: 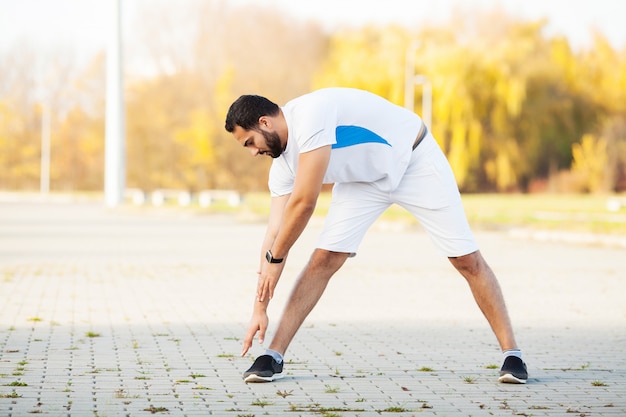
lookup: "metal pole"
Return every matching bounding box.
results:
[105,0,126,207]
[404,40,419,111]
[404,41,432,129]
[423,80,432,129]
[414,75,432,129]
[40,101,51,194]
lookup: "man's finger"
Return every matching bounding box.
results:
[241,328,256,356]
[241,341,250,357]
[241,336,252,357]
[258,283,268,302]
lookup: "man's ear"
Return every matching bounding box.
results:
[258,116,270,128]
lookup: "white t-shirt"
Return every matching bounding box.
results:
[268,88,423,196]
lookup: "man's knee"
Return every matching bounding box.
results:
[449,250,484,277]
[309,249,350,272]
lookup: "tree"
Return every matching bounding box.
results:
[571,134,608,193]
[313,25,410,105]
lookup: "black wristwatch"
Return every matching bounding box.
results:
[265,249,284,264]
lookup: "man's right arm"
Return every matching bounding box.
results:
[240,194,290,357]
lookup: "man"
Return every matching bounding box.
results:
[224,87,528,384]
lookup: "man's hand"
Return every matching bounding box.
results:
[241,306,269,357]
[257,261,286,302]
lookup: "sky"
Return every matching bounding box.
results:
[1,0,625,61]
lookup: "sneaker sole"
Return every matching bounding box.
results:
[498,373,527,384]
[243,372,284,383]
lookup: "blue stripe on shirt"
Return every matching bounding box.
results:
[332,125,391,149]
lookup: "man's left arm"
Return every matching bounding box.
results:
[256,144,331,302]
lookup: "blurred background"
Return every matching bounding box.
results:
[1,0,625,201]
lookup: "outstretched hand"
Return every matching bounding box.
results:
[241,261,285,356]
[241,308,269,357]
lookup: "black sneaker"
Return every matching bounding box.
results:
[498,356,528,384]
[243,355,284,383]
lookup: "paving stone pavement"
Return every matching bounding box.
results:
[0,197,624,417]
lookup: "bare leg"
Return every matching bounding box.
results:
[269,249,350,355]
[449,250,518,351]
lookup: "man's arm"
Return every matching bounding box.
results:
[259,194,290,267]
[256,144,331,302]
[241,145,331,356]
[241,194,288,357]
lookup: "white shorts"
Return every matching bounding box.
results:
[316,134,478,258]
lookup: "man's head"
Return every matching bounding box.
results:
[225,95,285,158]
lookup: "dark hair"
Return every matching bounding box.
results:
[224,95,280,132]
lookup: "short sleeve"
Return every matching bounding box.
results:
[268,158,294,197]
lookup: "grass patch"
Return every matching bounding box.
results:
[462,193,626,234]
[143,405,169,414]
[114,389,141,399]
[462,376,477,384]
[289,404,365,413]
[251,398,273,407]
[3,381,27,387]
[239,192,626,235]
[377,405,412,412]
[324,384,340,393]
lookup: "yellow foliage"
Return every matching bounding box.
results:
[0,102,9,167]
[313,25,410,105]
[174,109,215,166]
[2,5,626,193]
[215,67,236,122]
[484,138,522,191]
[447,125,469,188]
[571,134,609,193]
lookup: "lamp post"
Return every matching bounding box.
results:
[413,75,432,129]
[105,0,126,207]
[404,40,432,129]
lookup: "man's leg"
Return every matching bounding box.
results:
[269,249,350,355]
[448,250,517,350]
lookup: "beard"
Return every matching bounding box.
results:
[261,129,284,158]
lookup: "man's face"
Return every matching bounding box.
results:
[260,129,284,158]
[232,124,284,158]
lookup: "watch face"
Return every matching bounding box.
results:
[266,250,282,263]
